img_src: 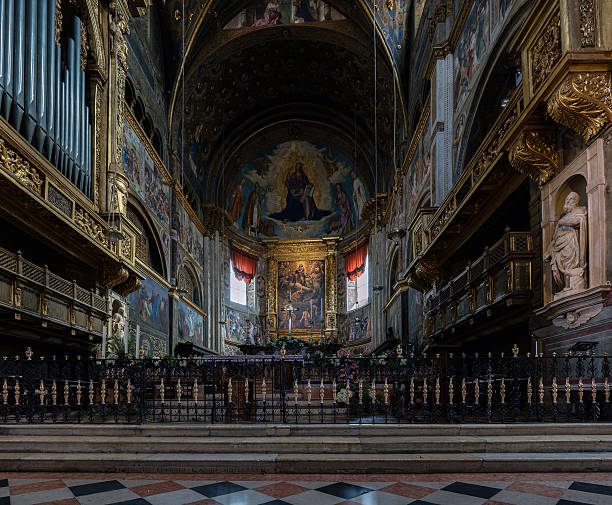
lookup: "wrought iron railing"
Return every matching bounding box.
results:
[0,346,610,424]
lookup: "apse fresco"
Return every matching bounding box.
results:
[453,0,519,109]
[227,140,367,239]
[177,299,204,348]
[225,1,344,29]
[122,120,170,227]
[277,260,325,331]
[128,276,169,334]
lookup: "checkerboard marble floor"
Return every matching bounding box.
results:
[2,473,612,505]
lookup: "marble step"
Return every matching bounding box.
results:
[1,422,611,438]
[1,451,612,473]
[2,433,612,454]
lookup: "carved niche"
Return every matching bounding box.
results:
[547,72,612,143]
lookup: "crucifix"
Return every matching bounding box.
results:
[282,289,297,337]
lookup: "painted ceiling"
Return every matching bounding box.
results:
[154,0,408,204]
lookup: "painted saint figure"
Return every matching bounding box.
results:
[335,183,354,233]
[544,192,588,294]
[253,1,282,26]
[242,183,262,234]
[351,170,367,222]
[228,178,246,224]
[270,162,330,222]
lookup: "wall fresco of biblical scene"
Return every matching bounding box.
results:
[225,1,344,29]
[227,140,367,239]
[128,276,169,334]
[177,299,205,348]
[122,120,171,227]
[175,201,203,266]
[341,305,369,343]
[453,0,519,111]
[225,308,262,345]
[277,260,325,331]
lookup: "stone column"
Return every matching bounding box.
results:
[431,54,453,205]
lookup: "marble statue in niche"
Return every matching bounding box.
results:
[544,192,587,296]
[112,301,127,340]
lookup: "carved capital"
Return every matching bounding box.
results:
[508,131,559,185]
[547,71,612,143]
[201,203,232,238]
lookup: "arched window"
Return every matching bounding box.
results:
[126,204,165,276]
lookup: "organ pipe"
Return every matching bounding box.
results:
[0,0,92,198]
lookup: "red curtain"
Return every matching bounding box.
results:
[345,243,368,281]
[230,248,257,284]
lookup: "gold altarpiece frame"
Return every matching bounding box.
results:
[263,237,339,340]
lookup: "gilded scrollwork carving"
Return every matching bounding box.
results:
[103,263,129,288]
[108,8,130,214]
[74,207,110,248]
[115,274,142,297]
[530,13,561,91]
[407,259,439,293]
[0,139,43,194]
[579,0,595,47]
[547,72,612,143]
[508,131,559,185]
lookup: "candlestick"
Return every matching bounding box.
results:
[320,298,323,322]
[101,325,107,359]
[135,325,140,359]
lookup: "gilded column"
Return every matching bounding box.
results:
[106,3,130,216]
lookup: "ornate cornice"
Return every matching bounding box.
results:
[508,130,559,185]
[0,139,43,194]
[361,193,387,233]
[547,71,612,143]
[201,203,232,238]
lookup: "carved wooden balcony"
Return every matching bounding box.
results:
[423,231,534,340]
[0,247,108,338]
